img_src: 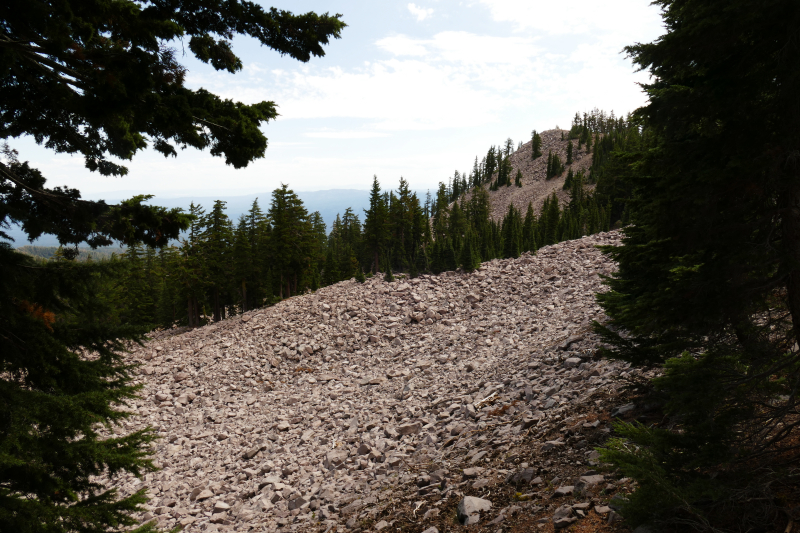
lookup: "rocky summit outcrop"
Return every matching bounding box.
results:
[111,231,644,533]
[461,129,595,222]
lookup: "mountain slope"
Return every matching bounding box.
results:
[463,129,594,221]
[106,231,647,533]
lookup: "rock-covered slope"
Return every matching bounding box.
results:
[462,129,594,221]
[114,231,643,533]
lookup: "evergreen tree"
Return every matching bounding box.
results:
[594,1,800,529]
[515,169,523,187]
[501,203,522,259]
[566,140,573,165]
[232,216,253,312]
[363,175,389,273]
[200,200,233,322]
[522,202,537,253]
[268,184,312,298]
[459,228,480,272]
[531,130,543,159]
[563,168,574,190]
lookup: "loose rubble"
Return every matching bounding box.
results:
[460,129,595,221]
[108,231,648,533]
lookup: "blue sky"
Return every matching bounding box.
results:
[9,0,665,200]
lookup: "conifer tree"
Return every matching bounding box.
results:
[200,200,233,321]
[563,168,574,190]
[268,184,312,298]
[363,176,389,273]
[515,169,523,187]
[459,228,480,272]
[522,202,537,253]
[501,203,522,259]
[531,130,543,160]
[566,140,573,165]
[593,1,800,528]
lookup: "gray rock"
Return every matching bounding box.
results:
[553,504,577,529]
[324,449,348,470]
[457,496,492,526]
[611,403,636,417]
[553,485,574,496]
[397,422,422,435]
[462,467,484,479]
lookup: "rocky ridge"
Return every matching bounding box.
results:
[112,231,644,533]
[460,129,595,222]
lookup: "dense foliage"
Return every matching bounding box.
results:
[0,1,345,531]
[593,0,800,530]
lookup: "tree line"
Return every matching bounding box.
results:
[100,113,638,331]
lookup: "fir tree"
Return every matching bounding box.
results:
[363,175,389,273]
[531,130,543,160]
[594,1,800,528]
[459,228,480,272]
[522,202,537,253]
[566,140,573,165]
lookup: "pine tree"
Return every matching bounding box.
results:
[522,202,537,253]
[200,200,234,321]
[566,140,573,165]
[501,203,522,259]
[593,1,800,529]
[459,228,480,272]
[531,130,543,159]
[232,216,253,312]
[382,254,394,282]
[363,176,389,273]
[268,184,312,299]
[563,168,574,190]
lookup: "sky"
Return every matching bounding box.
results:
[9,0,665,200]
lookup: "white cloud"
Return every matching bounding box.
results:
[305,130,390,139]
[478,0,664,42]
[407,3,434,22]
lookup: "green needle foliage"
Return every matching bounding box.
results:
[594,0,800,530]
[0,2,345,531]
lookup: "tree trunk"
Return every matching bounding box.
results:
[213,288,221,322]
[241,280,247,313]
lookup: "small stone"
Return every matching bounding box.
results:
[397,422,422,436]
[324,449,348,470]
[542,440,564,452]
[195,489,214,501]
[579,474,604,485]
[423,508,439,521]
[553,485,574,496]
[457,496,492,525]
[213,501,230,513]
[472,478,490,489]
[611,403,636,417]
[594,505,612,514]
[374,520,389,530]
[463,467,484,479]
[553,504,577,529]
[243,446,261,459]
